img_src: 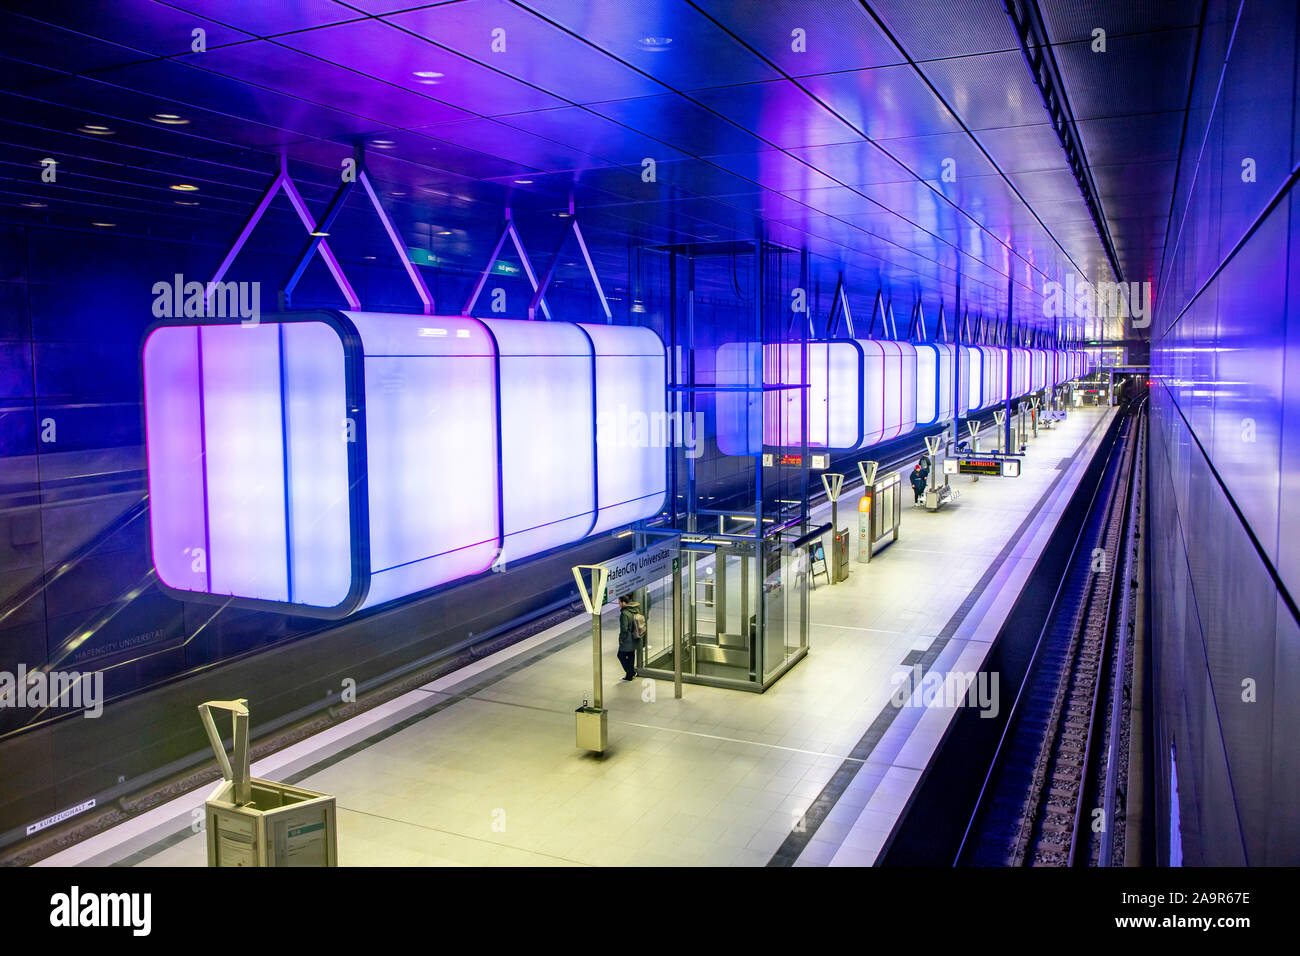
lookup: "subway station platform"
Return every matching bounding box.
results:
[40,407,1115,868]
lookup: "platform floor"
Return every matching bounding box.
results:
[41,406,1115,867]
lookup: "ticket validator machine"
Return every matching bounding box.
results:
[857,461,903,563]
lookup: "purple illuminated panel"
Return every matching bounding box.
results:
[916,343,955,426]
[979,346,1007,408]
[761,341,862,449]
[963,345,981,413]
[1030,349,1047,391]
[1011,347,1030,397]
[282,322,352,608]
[144,311,668,617]
[144,319,353,608]
[482,317,596,563]
[584,323,668,534]
[346,312,500,609]
[858,340,917,447]
[715,341,763,456]
[199,325,289,602]
[143,326,209,593]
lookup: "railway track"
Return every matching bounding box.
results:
[959,400,1144,866]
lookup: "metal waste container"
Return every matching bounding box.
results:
[200,698,338,867]
[832,530,850,582]
[575,702,608,753]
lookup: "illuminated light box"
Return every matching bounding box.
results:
[351,312,501,610]
[963,346,983,412]
[583,323,669,535]
[977,346,1006,409]
[1011,347,1030,397]
[762,341,863,449]
[858,340,917,447]
[916,343,955,426]
[480,318,596,564]
[1043,350,1059,390]
[143,311,666,618]
[715,341,763,457]
[1030,349,1047,392]
[144,316,363,614]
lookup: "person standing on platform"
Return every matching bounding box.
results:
[617,593,645,681]
[910,460,928,505]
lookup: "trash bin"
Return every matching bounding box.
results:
[199,698,338,867]
[574,702,608,753]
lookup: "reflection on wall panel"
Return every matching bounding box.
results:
[142,311,667,618]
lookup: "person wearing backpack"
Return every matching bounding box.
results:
[617,593,645,682]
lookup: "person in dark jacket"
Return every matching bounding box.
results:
[617,594,642,681]
[910,461,928,504]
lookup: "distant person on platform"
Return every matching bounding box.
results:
[617,593,646,682]
[910,460,928,505]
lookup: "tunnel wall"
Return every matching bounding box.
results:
[1147,0,1300,865]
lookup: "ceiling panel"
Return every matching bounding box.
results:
[517,0,782,90]
[691,0,905,76]
[276,17,568,116]
[691,81,863,149]
[0,0,1201,338]
[918,50,1048,131]
[385,0,670,104]
[801,66,964,141]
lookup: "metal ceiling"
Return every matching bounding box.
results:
[0,0,1202,338]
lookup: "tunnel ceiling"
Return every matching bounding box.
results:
[0,0,1199,339]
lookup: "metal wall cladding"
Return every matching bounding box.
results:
[1148,1,1300,865]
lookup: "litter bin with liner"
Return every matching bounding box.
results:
[200,698,338,867]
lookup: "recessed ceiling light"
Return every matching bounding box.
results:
[310,230,330,237]
[20,201,47,208]
[173,200,199,206]
[638,36,674,50]
[389,190,407,197]
[371,139,396,149]
[553,211,572,217]
[90,221,116,228]
[514,179,533,184]
[170,183,199,192]
[363,255,376,260]
[78,124,114,135]
[412,70,444,85]
[150,113,189,125]
[437,230,452,236]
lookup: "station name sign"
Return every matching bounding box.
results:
[600,542,679,604]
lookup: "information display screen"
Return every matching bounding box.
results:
[955,457,1022,477]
